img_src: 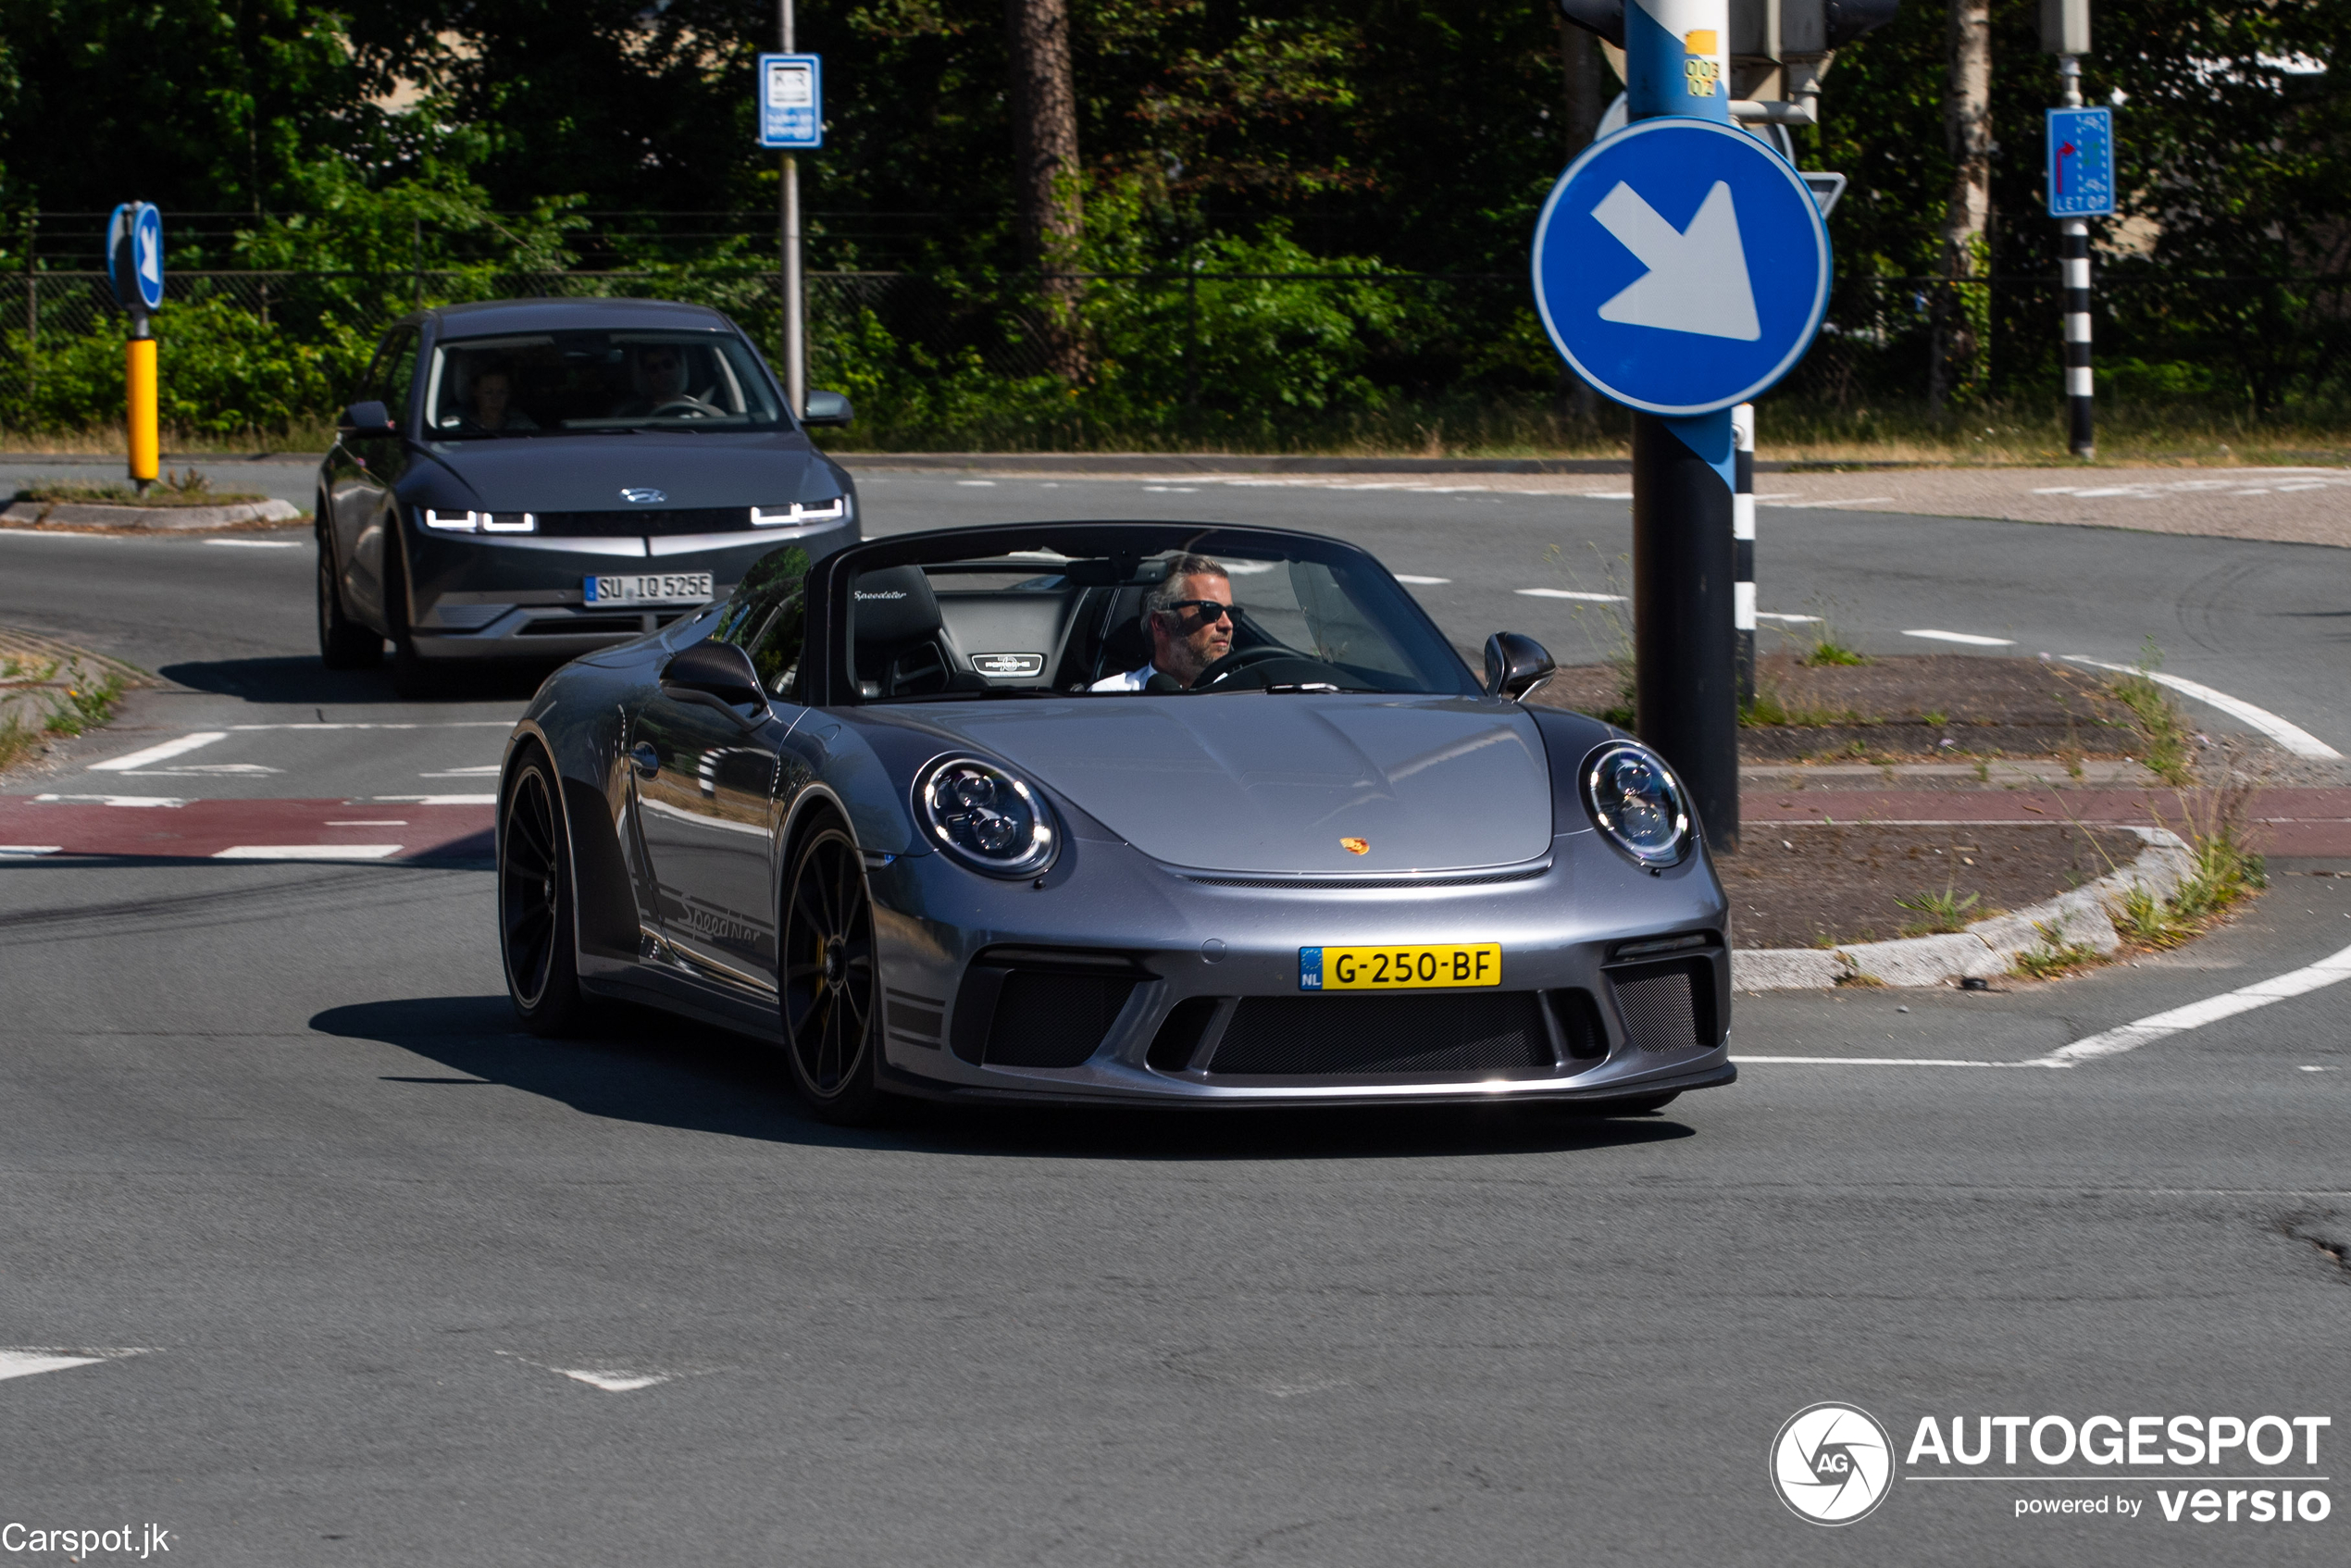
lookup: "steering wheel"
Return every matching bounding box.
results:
[1192,644,1296,689]
[650,396,726,418]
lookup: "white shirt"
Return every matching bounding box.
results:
[1089,663,1158,691]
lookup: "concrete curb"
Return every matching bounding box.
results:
[2,498,304,530]
[1730,827,2196,991]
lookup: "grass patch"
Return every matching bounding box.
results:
[0,714,39,771]
[1895,885,1983,937]
[2012,920,2108,979]
[2108,639,2195,786]
[17,467,266,507]
[2113,884,2194,950]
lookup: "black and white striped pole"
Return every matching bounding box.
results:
[2046,0,2097,458]
[2060,215,2092,457]
[1732,402,1756,707]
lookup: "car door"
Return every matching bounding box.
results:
[338,326,420,628]
[628,573,815,987]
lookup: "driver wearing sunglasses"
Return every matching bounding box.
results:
[1091,554,1234,691]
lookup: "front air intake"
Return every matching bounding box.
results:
[951,948,1148,1069]
[1208,992,1554,1076]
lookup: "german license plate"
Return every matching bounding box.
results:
[1299,943,1501,991]
[584,571,713,606]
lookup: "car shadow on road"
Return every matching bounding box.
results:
[159,654,556,706]
[311,993,1698,1161]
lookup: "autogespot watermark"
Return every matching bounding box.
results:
[1,1522,172,1559]
[1771,1404,2336,1528]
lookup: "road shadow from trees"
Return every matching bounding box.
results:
[311,993,1699,1162]
[160,654,556,706]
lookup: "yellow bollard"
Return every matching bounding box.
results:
[126,332,158,486]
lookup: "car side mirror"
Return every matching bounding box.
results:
[660,639,767,724]
[340,400,394,437]
[802,389,853,428]
[1484,632,1556,702]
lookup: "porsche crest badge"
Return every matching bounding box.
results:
[1340,838,1370,855]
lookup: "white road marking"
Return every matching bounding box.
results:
[202,539,300,548]
[1905,629,2016,646]
[1517,589,1626,602]
[1574,491,1635,500]
[1753,613,1822,624]
[227,721,511,730]
[328,819,408,827]
[371,793,498,805]
[2065,656,2342,759]
[212,844,403,861]
[2026,940,2351,1066]
[1393,575,1450,585]
[0,1347,151,1382]
[0,846,62,857]
[31,792,185,807]
[555,1368,674,1393]
[122,763,280,776]
[88,731,228,771]
[1141,485,1199,493]
[954,479,997,487]
[421,765,502,777]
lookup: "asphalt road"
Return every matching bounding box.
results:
[3,475,2348,1565]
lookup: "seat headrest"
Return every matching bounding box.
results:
[851,566,941,644]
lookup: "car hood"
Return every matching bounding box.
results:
[908,694,1555,874]
[413,431,840,512]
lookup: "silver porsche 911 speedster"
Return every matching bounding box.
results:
[496,521,1734,1122]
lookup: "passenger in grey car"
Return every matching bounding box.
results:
[1089,553,1235,691]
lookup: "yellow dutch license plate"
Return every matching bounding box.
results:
[1299,943,1501,991]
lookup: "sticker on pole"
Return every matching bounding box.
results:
[1531,118,1830,417]
[757,54,823,149]
[2045,106,2115,218]
[106,202,165,312]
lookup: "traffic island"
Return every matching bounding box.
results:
[4,469,302,532]
[0,628,148,777]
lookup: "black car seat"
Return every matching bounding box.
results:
[852,566,988,697]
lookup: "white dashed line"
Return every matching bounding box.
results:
[2025,941,2351,1066]
[420,765,502,777]
[0,1347,153,1382]
[954,479,997,487]
[1393,575,1450,585]
[202,539,301,548]
[371,793,498,805]
[1753,613,1822,624]
[31,793,185,807]
[212,844,404,861]
[1517,589,1626,602]
[88,731,228,771]
[1905,629,2016,646]
[1735,1056,2005,1067]
[0,845,62,857]
[2065,656,2342,759]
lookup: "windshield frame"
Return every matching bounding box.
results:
[811,521,1485,708]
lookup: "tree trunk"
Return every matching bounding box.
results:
[1006,0,1087,383]
[1930,0,1994,415]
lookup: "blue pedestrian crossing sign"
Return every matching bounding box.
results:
[2046,107,2115,218]
[106,202,164,313]
[1532,118,1831,417]
[757,54,823,149]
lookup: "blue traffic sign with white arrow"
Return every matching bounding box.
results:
[106,202,164,312]
[1532,117,1830,417]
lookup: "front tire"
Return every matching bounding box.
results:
[780,814,887,1125]
[317,526,381,669]
[500,751,589,1036]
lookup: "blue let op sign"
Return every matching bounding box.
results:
[2046,106,2115,218]
[758,54,823,149]
[1531,118,1831,417]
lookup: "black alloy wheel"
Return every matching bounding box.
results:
[780,816,884,1123]
[317,526,380,669]
[500,753,587,1036]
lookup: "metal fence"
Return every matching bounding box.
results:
[6,263,2346,428]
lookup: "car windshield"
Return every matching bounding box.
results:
[847,541,1481,702]
[424,330,788,437]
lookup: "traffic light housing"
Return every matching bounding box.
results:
[1557,0,1901,128]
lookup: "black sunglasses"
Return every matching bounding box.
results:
[1158,598,1234,625]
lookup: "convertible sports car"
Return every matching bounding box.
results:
[316,297,860,696]
[497,520,1734,1122]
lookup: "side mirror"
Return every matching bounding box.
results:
[660,639,766,721]
[801,389,853,428]
[1484,632,1556,702]
[340,400,394,437]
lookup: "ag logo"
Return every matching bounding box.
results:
[1770,1402,1895,1524]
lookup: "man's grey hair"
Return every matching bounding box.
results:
[1146,554,1231,618]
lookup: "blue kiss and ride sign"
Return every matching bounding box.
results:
[1531,117,1831,417]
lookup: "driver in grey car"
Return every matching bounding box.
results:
[1092,554,1234,691]
[612,343,692,417]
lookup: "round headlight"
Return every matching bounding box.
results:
[916,757,1058,877]
[1582,742,1691,867]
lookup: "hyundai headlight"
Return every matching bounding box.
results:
[1582,742,1691,867]
[420,508,534,534]
[916,756,1057,877]
[751,496,852,529]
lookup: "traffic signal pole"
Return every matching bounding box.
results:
[1626,0,1740,852]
